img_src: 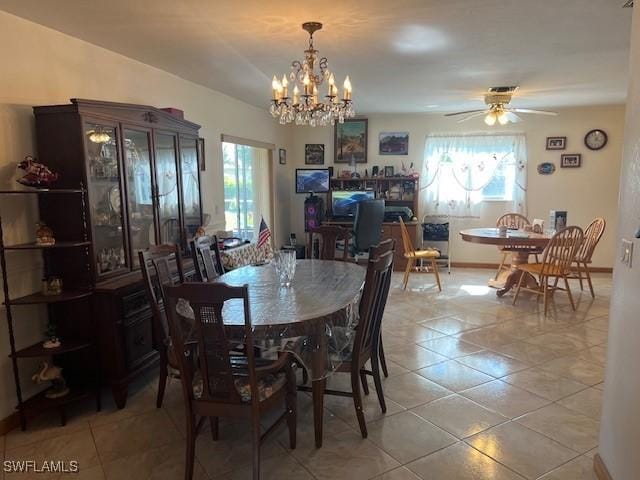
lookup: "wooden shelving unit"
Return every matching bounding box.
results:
[0,187,100,430]
[328,176,419,216]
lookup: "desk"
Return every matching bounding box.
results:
[323,219,418,271]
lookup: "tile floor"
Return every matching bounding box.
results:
[1,268,611,479]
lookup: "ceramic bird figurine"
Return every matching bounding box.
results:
[16,156,60,187]
[31,362,69,399]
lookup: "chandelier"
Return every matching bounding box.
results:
[270,22,355,127]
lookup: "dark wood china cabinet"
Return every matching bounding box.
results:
[33,99,203,407]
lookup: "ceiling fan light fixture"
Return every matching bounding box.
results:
[484,112,497,126]
[497,110,509,125]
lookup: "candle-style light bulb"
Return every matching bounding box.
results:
[272,75,281,100]
[303,72,311,95]
[343,76,352,100]
[281,75,289,98]
[293,85,300,105]
[328,73,336,97]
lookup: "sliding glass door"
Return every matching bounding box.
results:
[222,142,272,241]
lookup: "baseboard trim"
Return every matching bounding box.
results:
[594,454,613,480]
[0,411,20,436]
[450,262,613,273]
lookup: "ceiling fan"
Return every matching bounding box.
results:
[444,86,558,125]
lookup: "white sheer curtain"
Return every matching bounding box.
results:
[421,133,527,218]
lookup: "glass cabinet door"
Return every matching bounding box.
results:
[123,128,156,267]
[154,133,181,245]
[179,136,202,247]
[85,122,128,276]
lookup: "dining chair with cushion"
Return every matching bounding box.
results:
[495,213,542,279]
[138,244,185,408]
[368,239,395,378]
[512,226,584,314]
[163,281,297,480]
[399,217,441,291]
[190,234,225,282]
[324,250,395,438]
[569,217,606,298]
[307,225,351,261]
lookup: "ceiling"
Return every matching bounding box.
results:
[0,0,633,113]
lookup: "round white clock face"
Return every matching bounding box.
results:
[585,129,608,150]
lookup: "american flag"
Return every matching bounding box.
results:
[257,217,271,248]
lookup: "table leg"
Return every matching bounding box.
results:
[488,251,539,297]
[310,327,328,448]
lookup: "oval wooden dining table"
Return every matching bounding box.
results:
[216,259,366,448]
[459,228,552,296]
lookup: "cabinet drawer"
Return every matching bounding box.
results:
[122,290,151,320]
[124,315,154,369]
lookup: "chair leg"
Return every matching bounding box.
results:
[402,258,413,290]
[157,358,168,408]
[564,275,577,311]
[543,277,550,315]
[576,262,584,291]
[209,417,219,441]
[185,413,196,480]
[351,369,367,438]
[252,416,261,480]
[512,270,526,306]
[360,370,369,395]
[371,351,387,413]
[379,339,389,378]
[584,262,595,298]
[285,367,297,450]
[495,252,508,280]
[432,259,442,292]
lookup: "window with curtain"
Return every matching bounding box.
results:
[421,133,527,218]
[222,141,272,241]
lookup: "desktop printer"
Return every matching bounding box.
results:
[384,206,413,222]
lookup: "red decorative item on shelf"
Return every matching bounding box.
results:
[16,155,60,187]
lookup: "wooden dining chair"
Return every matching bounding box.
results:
[399,217,441,291]
[190,234,225,282]
[368,239,395,378]
[323,251,395,438]
[512,226,584,315]
[495,213,541,279]
[307,225,351,261]
[163,282,297,480]
[138,244,185,408]
[570,217,606,298]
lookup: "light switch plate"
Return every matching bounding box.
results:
[621,239,633,267]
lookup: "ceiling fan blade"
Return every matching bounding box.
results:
[512,108,558,116]
[457,111,488,123]
[444,110,486,117]
[505,111,522,123]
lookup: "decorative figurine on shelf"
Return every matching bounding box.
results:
[31,362,69,399]
[16,156,60,188]
[43,322,61,349]
[35,222,56,246]
[42,277,63,296]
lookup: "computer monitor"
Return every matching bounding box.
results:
[331,190,376,217]
[296,169,330,194]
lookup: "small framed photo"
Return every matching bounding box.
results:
[279,148,287,165]
[304,144,325,165]
[197,138,206,171]
[379,132,409,155]
[384,166,395,177]
[561,154,582,168]
[546,136,566,150]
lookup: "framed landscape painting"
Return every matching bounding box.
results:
[305,144,325,165]
[335,119,368,163]
[379,132,409,155]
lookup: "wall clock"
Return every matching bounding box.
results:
[584,129,608,150]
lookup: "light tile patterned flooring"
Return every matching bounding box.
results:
[1,269,611,479]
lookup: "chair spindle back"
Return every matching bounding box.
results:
[576,218,606,263]
[540,226,584,276]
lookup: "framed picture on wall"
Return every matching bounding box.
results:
[335,119,368,163]
[561,154,582,168]
[279,148,287,165]
[305,144,325,165]
[198,138,206,171]
[379,132,409,155]
[546,136,566,150]
[384,166,394,177]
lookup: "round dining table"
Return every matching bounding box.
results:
[459,228,552,296]
[216,259,366,448]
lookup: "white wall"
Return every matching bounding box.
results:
[288,107,625,268]
[598,5,640,480]
[0,11,292,420]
